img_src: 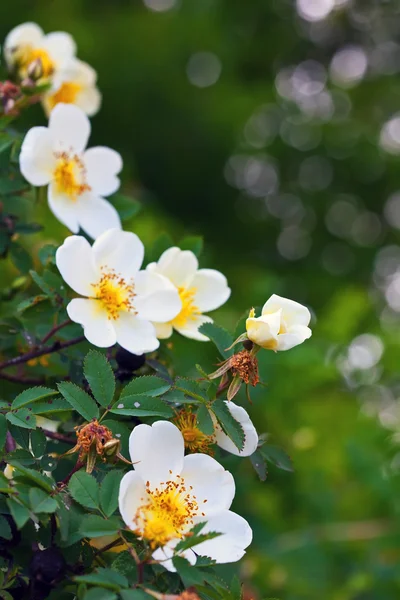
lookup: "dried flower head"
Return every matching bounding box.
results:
[64,419,130,473]
[208,348,260,401]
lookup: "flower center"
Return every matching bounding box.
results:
[47,82,82,110]
[15,46,55,78]
[53,152,91,201]
[91,270,136,320]
[171,287,200,328]
[134,477,203,549]
[174,410,214,454]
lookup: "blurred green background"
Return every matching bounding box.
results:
[2,0,400,598]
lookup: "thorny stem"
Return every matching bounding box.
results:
[119,532,145,584]
[56,460,84,490]
[40,319,72,344]
[0,335,85,371]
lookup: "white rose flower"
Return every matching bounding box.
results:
[146,247,231,341]
[118,420,252,572]
[19,103,122,239]
[55,228,182,354]
[246,294,312,351]
[42,59,101,117]
[4,22,76,80]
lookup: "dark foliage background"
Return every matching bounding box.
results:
[1,1,400,598]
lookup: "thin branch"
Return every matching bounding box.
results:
[0,336,85,371]
[56,460,84,490]
[93,537,124,556]
[0,371,45,385]
[39,429,75,445]
[41,319,72,345]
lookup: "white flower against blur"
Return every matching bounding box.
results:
[4,22,76,80]
[175,401,259,457]
[19,103,122,239]
[42,59,101,117]
[246,294,312,351]
[147,247,231,341]
[56,229,181,354]
[118,421,252,572]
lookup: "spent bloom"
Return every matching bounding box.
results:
[56,228,181,354]
[147,247,230,341]
[246,294,312,351]
[19,103,122,239]
[118,421,252,572]
[4,22,76,81]
[174,401,258,457]
[42,59,101,117]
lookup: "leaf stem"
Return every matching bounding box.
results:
[40,319,72,344]
[40,428,75,445]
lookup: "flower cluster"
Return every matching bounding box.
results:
[0,20,314,591]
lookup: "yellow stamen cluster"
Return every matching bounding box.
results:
[53,151,90,201]
[171,286,200,328]
[134,475,205,549]
[13,46,54,78]
[47,82,81,111]
[92,269,136,320]
[174,410,214,454]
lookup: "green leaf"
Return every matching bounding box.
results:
[120,375,171,399]
[0,514,12,540]
[111,551,137,584]
[83,588,118,600]
[211,400,245,451]
[32,397,71,415]
[250,450,268,481]
[149,232,174,263]
[79,515,122,538]
[162,389,200,405]
[17,294,48,313]
[38,244,57,266]
[175,522,221,553]
[14,222,43,234]
[0,414,7,451]
[172,556,207,587]
[30,429,47,457]
[29,487,58,513]
[0,178,28,194]
[174,378,207,403]
[69,471,100,510]
[179,235,203,257]
[6,409,36,429]
[198,322,234,359]
[100,470,124,517]
[109,194,141,221]
[259,445,294,472]
[57,382,99,421]
[30,269,67,307]
[196,404,214,435]
[84,350,116,408]
[74,568,128,591]
[12,386,57,410]
[6,497,30,529]
[110,396,173,418]
[8,463,54,492]
[9,242,33,273]
[8,424,30,450]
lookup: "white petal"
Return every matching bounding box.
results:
[56,235,99,296]
[113,313,159,355]
[42,32,76,67]
[191,268,231,312]
[48,182,80,233]
[276,325,312,351]
[76,86,102,117]
[67,298,116,347]
[152,546,196,573]
[180,453,235,514]
[153,322,173,339]
[174,314,213,341]
[48,103,90,153]
[118,471,147,530]
[135,271,182,323]
[246,310,281,349]
[4,23,43,64]
[192,510,252,564]
[129,421,184,485]
[214,402,258,457]
[92,229,144,278]
[84,147,122,196]
[76,195,121,240]
[262,294,311,327]
[151,247,198,288]
[19,127,55,186]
